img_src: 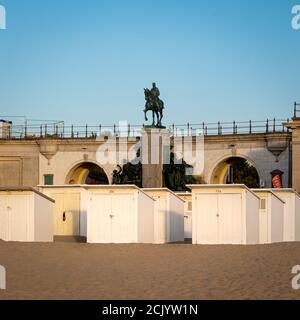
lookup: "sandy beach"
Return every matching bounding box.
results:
[0,239,300,300]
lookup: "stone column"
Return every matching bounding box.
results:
[141,128,170,188]
[285,118,300,192]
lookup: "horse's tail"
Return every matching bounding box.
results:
[159,99,164,110]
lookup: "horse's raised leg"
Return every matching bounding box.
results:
[144,110,148,122]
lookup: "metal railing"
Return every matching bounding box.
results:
[169,118,290,137]
[294,102,300,118]
[0,118,291,140]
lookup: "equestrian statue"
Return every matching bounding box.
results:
[143,82,165,128]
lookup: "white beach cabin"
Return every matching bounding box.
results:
[271,189,300,242]
[87,185,155,244]
[39,185,89,237]
[143,188,184,243]
[187,185,260,245]
[40,185,155,244]
[252,189,284,244]
[0,187,54,242]
[176,192,192,239]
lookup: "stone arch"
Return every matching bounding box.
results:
[209,155,262,188]
[65,161,109,185]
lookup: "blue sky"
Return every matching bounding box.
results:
[0,0,299,125]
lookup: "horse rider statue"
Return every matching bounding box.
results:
[143,82,165,127]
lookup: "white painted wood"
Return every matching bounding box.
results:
[40,185,155,244]
[51,193,80,236]
[143,188,184,243]
[176,193,192,239]
[86,186,154,244]
[259,197,269,244]
[137,190,155,243]
[252,190,284,244]
[195,194,219,244]
[0,188,54,242]
[188,185,260,245]
[269,189,300,242]
[40,186,88,236]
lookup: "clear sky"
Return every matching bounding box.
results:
[0,0,299,126]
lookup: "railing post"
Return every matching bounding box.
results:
[205,126,208,136]
[249,120,252,134]
[172,124,175,135]
[113,124,116,135]
[128,124,131,137]
[40,125,42,138]
[187,123,190,136]
[56,125,58,136]
[86,125,88,138]
[266,119,269,133]
[45,124,47,137]
[202,122,205,134]
[295,102,297,118]
[273,118,276,133]
[99,125,101,136]
[71,125,74,138]
[24,123,27,138]
[218,121,221,135]
[233,121,236,134]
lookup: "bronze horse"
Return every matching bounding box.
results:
[143,88,164,127]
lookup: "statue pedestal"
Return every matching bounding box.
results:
[141,128,170,188]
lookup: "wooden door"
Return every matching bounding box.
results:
[52,193,80,236]
[8,195,29,241]
[90,194,112,243]
[218,193,242,244]
[111,194,134,243]
[195,194,218,244]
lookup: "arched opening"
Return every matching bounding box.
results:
[211,156,260,188]
[66,162,109,185]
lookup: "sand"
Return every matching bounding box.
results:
[0,239,300,300]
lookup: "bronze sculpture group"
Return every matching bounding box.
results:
[111,83,196,190]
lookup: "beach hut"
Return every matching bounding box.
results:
[39,185,89,237]
[176,192,192,239]
[0,187,54,242]
[187,184,260,245]
[143,188,184,243]
[87,185,155,244]
[252,189,284,244]
[270,189,300,242]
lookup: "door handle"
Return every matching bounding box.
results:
[63,212,66,222]
[216,213,220,217]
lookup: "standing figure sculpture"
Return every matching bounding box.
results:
[143,82,165,128]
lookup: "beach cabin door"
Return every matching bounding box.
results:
[52,193,80,236]
[196,194,219,244]
[259,198,268,243]
[184,200,192,239]
[195,193,242,244]
[0,195,29,241]
[91,193,135,243]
